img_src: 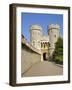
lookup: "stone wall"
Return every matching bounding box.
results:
[21,43,41,76]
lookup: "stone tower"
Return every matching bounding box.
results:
[48,24,60,56]
[30,25,42,50]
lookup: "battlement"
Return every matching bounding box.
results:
[48,24,60,30]
[30,24,42,31]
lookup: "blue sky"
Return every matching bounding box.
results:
[21,13,63,42]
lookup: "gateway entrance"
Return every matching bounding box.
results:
[43,53,48,61]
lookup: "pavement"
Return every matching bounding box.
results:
[22,61,63,77]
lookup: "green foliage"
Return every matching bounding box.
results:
[53,37,63,64]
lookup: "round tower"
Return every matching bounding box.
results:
[48,24,60,56]
[30,25,42,50]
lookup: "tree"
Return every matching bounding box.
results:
[53,37,63,64]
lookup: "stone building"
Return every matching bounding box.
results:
[29,24,60,61]
[21,24,60,75]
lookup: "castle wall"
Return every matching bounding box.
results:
[21,43,41,76]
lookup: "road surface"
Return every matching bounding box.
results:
[22,61,63,77]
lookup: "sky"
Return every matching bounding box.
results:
[21,13,63,42]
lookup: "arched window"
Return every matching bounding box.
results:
[44,43,45,48]
[38,41,40,46]
[41,42,43,48]
[48,42,50,47]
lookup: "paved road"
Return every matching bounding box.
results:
[22,61,63,77]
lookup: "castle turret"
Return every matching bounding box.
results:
[30,25,42,50]
[48,24,60,56]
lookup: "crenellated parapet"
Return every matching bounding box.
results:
[48,24,60,30]
[30,24,42,31]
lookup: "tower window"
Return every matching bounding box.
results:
[54,35,56,38]
[33,41,35,46]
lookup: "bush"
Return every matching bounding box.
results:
[53,37,63,65]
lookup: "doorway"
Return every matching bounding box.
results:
[43,53,47,61]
